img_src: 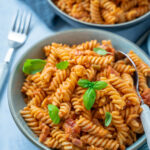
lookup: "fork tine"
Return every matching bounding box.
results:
[14,11,23,32]
[23,13,31,34]
[11,10,19,31]
[19,11,26,33]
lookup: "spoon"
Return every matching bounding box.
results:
[117,51,150,149]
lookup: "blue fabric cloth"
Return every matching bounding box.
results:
[0,0,150,150]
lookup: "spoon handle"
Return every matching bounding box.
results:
[140,104,150,149]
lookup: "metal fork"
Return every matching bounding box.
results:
[0,10,31,93]
[118,51,150,149]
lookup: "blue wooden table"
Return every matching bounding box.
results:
[0,0,150,149]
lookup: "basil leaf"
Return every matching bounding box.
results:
[48,104,60,124]
[105,112,112,127]
[94,47,110,55]
[83,88,96,110]
[78,79,94,88]
[93,81,107,90]
[56,61,69,70]
[23,59,46,74]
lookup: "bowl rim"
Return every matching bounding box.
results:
[47,0,150,28]
[8,29,148,150]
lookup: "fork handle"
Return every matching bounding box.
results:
[0,47,14,93]
[0,62,9,93]
[140,104,150,149]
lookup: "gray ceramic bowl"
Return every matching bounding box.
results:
[8,29,149,150]
[47,0,150,31]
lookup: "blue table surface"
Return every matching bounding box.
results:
[0,0,150,150]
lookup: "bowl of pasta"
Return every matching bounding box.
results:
[8,29,150,150]
[47,0,150,30]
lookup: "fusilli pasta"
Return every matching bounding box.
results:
[53,0,150,24]
[20,40,150,150]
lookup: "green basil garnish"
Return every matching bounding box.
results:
[48,104,60,124]
[78,79,94,88]
[56,61,69,70]
[92,81,108,90]
[23,59,46,74]
[78,79,107,90]
[83,88,96,110]
[105,112,112,127]
[78,79,108,110]
[93,47,110,55]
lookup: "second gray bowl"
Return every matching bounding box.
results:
[47,0,150,31]
[8,29,150,150]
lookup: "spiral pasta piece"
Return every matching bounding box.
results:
[71,97,84,114]
[28,89,46,106]
[87,145,104,150]
[121,73,134,88]
[100,0,116,11]
[52,65,85,106]
[39,125,50,142]
[73,86,86,97]
[138,71,148,92]
[112,111,129,132]
[90,0,103,24]
[96,68,109,79]
[112,111,129,145]
[41,65,55,83]
[128,51,150,76]
[81,109,92,120]
[113,63,135,74]
[138,0,149,6]
[101,9,117,24]
[126,6,149,21]
[21,81,37,100]
[101,77,126,110]
[59,102,71,118]
[74,55,114,68]
[80,16,93,23]
[95,96,108,107]
[30,105,56,127]
[130,121,144,134]
[121,105,142,119]
[43,45,52,57]
[76,40,100,51]
[47,53,58,66]
[44,137,61,149]
[27,72,50,90]
[54,46,72,61]
[51,127,73,150]
[83,67,96,81]
[81,134,119,150]
[113,7,126,23]
[76,116,108,137]
[121,105,142,129]
[70,3,89,19]
[81,0,90,12]
[121,0,138,11]
[20,107,42,136]
[99,102,117,118]
[22,80,46,106]
[49,69,70,91]
[108,74,140,105]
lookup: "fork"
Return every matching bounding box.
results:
[0,10,31,93]
[118,51,150,149]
